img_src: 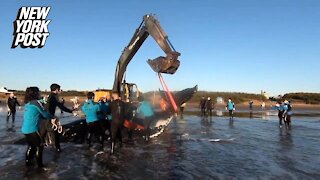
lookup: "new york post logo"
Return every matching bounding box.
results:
[11,7,51,48]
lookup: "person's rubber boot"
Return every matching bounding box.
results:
[25,146,34,166]
[54,132,62,153]
[12,115,15,124]
[35,146,44,168]
[55,144,62,153]
[128,130,133,140]
[87,133,92,148]
[111,142,115,154]
[145,134,149,142]
[99,137,104,151]
[6,113,9,123]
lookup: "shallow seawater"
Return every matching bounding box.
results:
[0,107,320,179]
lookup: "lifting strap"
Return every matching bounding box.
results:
[158,73,178,112]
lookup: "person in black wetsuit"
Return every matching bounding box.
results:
[179,102,186,119]
[6,93,21,124]
[60,98,65,114]
[109,92,126,154]
[45,83,74,152]
[249,100,253,111]
[205,97,214,118]
[199,97,206,117]
[274,102,284,128]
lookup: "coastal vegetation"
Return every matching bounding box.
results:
[283,93,320,104]
[1,90,319,105]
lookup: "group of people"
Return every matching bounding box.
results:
[249,101,268,111]
[250,100,293,129]
[82,92,154,152]
[81,91,128,154]
[20,83,155,169]
[273,100,293,129]
[199,97,214,118]
[200,97,236,120]
[21,84,77,169]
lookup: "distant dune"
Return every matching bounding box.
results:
[1,90,319,110]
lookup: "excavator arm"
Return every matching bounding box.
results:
[112,14,181,94]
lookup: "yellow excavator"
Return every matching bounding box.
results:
[59,14,196,143]
[15,14,193,145]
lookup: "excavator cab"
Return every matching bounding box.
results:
[121,82,140,102]
[94,89,112,102]
[94,84,139,103]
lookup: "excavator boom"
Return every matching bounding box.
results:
[112,14,181,94]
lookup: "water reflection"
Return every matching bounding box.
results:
[278,128,293,149]
[201,117,212,127]
[229,119,234,129]
[215,110,223,117]
[166,126,187,179]
[6,123,16,132]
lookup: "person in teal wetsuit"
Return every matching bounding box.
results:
[137,96,154,141]
[82,92,103,149]
[21,87,53,168]
[226,98,235,120]
[98,98,111,140]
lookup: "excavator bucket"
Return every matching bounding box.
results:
[147,53,180,74]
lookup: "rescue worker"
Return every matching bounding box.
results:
[60,98,65,114]
[261,101,266,110]
[282,100,292,129]
[249,100,253,111]
[45,83,74,152]
[109,92,126,154]
[6,92,21,124]
[98,98,108,120]
[160,98,168,111]
[226,98,235,120]
[274,102,284,128]
[199,97,206,117]
[21,87,54,169]
[205,97,213,118]
[180,102,186,119]
[98,97,111,141]
[137,96,154,141]
[82,92,104,149]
